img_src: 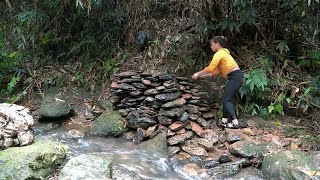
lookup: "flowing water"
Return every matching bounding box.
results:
[33,124,184,179]
[33,122,265,180]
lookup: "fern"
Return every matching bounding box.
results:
[245,68,268,92]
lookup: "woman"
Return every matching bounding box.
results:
[192,36,244,128]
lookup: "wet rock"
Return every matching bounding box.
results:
[161,98,186,108]
[121,131,135,141]
[133,128,146,144]
[90,110,127,137]
[167,131,194,145]
[126,111,157,129]
[67,129,85,139]
[111,164,143,180]
[0,141,67,179]
[159,106,187,117]
[59,154,112,179]
[261,151,320,180]
[168,146,181,156]
[139,132,167,154]
[171,152,192,161]
[145,125,157,137]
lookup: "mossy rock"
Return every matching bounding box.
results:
[90,110,128,137]
[261,150,320,180]
[0,140,68,179]
[38,87,72,119]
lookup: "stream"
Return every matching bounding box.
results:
[33,122,265,180]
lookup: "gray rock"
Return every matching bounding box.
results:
[127,111,157,129]
[118,83,137,91]
[202,159,219,168]
[111,164,143,180]
[0,140,67,180]
[159,105,187,117]
[161,98,186,108]
[167,131,194,145]
[90,110,128,137]
[38,92,71,119]
[208,159,250,177]
[59,154,112,179]
[144,89,159,95]
[139,132,167,154]
[168,146,181,156]
[155,92,182,101]
[158,74,174,81]
[229,141,279,158]
[261,151,320,180]
[178,112,189,122]
[181,144,208,156]
[157,115,173,125]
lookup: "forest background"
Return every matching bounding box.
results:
[0,0,319,126]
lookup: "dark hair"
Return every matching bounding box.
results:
[210,36,227,48]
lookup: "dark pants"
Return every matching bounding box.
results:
[222,70,244,120]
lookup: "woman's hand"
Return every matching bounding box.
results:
[192,72,199,80]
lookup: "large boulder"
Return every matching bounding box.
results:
[59,153,142,180]
[139,132,167,154]
[0,140,67,179]
[59,154,112,180]
[229,141,280,158]
[38,87,72,119]
[261,150,320,180]
[90,110,128,137]
[0,103,35,149]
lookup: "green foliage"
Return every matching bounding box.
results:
[298,50,320,69]
[239,68,268,98]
